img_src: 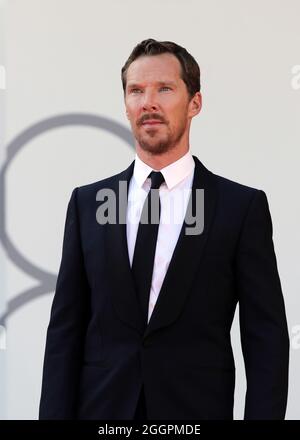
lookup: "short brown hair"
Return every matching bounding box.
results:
[121,38,200,100]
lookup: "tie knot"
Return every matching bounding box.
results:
[149,171,165,190]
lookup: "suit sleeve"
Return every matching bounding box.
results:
[39,187,90,419]
[236,189,289,420]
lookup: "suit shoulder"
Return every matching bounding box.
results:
[207,172,272,231]
[68,170,125,210]
[76,169,125,197]
[212,172,262,196]
[79,171,122,191]
[211,171,266,211]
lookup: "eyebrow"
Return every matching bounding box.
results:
[126,81,177,89]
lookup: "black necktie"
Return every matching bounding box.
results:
[131,171,165,327]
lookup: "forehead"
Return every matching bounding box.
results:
[126,53,182,85]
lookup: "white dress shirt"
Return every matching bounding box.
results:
[126,150,195,324]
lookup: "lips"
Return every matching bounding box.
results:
[142,120,163,125]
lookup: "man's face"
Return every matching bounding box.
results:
[124,53,200,156]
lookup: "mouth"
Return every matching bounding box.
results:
[141,120,164,126]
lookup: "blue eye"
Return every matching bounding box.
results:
[129,86,171,94]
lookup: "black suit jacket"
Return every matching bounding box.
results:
[39,155,289,420]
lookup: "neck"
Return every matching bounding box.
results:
[135,145,190,170]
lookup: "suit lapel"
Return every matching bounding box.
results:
[104,159,145,336]
[106,155,218,341]
[143,155,218,341]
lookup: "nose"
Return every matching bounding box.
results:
[141,90,159,112]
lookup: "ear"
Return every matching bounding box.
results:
[188,92,202,117]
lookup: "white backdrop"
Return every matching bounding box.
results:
[0,0,299,419]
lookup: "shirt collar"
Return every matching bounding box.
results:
[133,150,195,190]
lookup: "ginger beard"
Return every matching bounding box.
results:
[132,113,189,156]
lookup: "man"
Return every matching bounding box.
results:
[39,39,289,420]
